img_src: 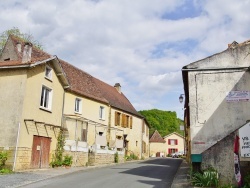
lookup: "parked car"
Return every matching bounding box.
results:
[171,151,184,158]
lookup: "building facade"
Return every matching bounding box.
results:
[0,35,149,170]
[182,40,250,184]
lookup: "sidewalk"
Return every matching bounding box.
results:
[171,159,193,188]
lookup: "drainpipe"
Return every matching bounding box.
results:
[141,119,143,159]
[13,122,21,171]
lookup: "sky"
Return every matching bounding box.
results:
[1,0,250,119]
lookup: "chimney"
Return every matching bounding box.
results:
[16,42,21,53]
[22,42,32,63]
[114,83,121,93]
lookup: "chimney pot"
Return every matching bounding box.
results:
[22,42,32,63]
[114,83,121,93]
[16,42,21,53]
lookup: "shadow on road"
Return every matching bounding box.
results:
[119,158,182,188]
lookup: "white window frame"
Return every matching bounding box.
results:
[40,85,52,111]
[74,98,82,114]
[99,106,105,120]
[45,65,52,80]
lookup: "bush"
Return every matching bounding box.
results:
[191,167,219,187]
[244,172,250,188]
[0,168,12,174]
[114,152,118,163]
[0,151,8,168]
[63,155,73,166]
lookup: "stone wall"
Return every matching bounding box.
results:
[0,147,31,170]
[202,133,236,185]
[64,151,88,167]
[202,132,250,186]
[88,152,124,166]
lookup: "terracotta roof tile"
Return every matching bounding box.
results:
[149,130,166,143]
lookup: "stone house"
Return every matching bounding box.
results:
[0,35,149,170]
[149,130,166,157]
[182,39,250,184]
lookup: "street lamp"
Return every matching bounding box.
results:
[179,94,184,103]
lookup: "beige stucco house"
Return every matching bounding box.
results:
[182,39,250,184]
[163,132,184,155]
[0,35,149,170]
[0,35,69,170]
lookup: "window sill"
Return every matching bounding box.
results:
[45,76,53,82]
[99,118,105,121]
[74,111,82,115]
[39,107,52,113]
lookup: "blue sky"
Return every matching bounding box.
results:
[1,0,250,119]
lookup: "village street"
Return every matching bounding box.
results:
[0,158,182,188]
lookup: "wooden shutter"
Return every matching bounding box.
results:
[130,116,133,129]
[142,122,145,133]
[168,139,170,145]
[176,139,178,145]
[122,114,125,127]
[114,112,118,126]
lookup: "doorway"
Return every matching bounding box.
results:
[31,135,51,168]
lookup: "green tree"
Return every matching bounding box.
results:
[0,27,43,52]
[139,109,184,137]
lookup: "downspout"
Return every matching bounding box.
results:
[61,91,65,129]
[13,122,21,171]
[141,119,143,159]
[107,104,111,146]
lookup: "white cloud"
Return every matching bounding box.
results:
[1,0,250,118]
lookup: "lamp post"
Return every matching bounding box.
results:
[179,94,186,156]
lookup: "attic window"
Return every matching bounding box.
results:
[4,58,10,61]
[45,66,52,80]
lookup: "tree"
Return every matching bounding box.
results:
[139,109,184,137]
[0,27,43,53]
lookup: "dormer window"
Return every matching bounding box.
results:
[45,66,52,80]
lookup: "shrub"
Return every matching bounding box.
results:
[244,172,250,188]
[191,167,219,187]
[114,152,118,163]
[63,155,73,166]
[0,151,8,168]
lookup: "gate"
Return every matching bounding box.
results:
[31,136,51,168]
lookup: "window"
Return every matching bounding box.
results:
[168,139,178,145]
[45,66,52,80]
[40,85,52,110]
[99,106,105,120]
[75,98,82,113]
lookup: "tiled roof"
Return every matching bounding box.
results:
[149,130,166,143]
[60,60,142,117]
[0,35,142,117]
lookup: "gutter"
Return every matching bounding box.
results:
[182,66,249,72]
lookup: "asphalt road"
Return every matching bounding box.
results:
[21,158,182,188]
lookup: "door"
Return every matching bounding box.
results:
[31,136,51,168]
